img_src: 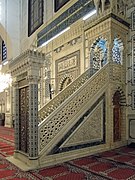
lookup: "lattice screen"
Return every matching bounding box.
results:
[132,90,135,110]
[131,11,135,30]
[132,35,135,85]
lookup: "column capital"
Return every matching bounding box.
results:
[12,81,19,88]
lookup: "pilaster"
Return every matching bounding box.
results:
[27,75,39,159]
[13,80,20,151]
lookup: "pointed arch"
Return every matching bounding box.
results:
[59,75,73,92]
[90,37,108,70]
[112,87,126,142]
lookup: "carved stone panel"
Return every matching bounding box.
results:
[55,51,80,93]
[61,100,104,148]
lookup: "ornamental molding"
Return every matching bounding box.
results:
[84,11,129,37]
[84,10,111,33]
[111,18,129,32]
[85,18,111,40]
[44,22,83,53]
[9,50,45,77]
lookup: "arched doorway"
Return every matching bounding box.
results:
[113,90,121,142]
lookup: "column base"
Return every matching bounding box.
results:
[5,113,13,127]
[7,151,40,171]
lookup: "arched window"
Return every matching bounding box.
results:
[112,38,123,64]
[90,38,107,70]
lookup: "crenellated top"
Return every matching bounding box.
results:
[93,0,111,15]
[94,0,127,17]
[9,49,45,77]
[9,50,45,67]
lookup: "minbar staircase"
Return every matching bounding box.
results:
[37,63,113,168]
[9,62,124,170]
[38,67,97,123]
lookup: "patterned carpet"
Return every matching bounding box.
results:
[1,126,135,179]
[68,148,135,180]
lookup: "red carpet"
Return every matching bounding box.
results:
[0,126,14,143]
[0,140,14,157]
[96,147,135,167]
[67,146,135,179]
[0,155,36,179]
[69,155,135,179]
[1,126,135,179]
[0,126,15,157]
